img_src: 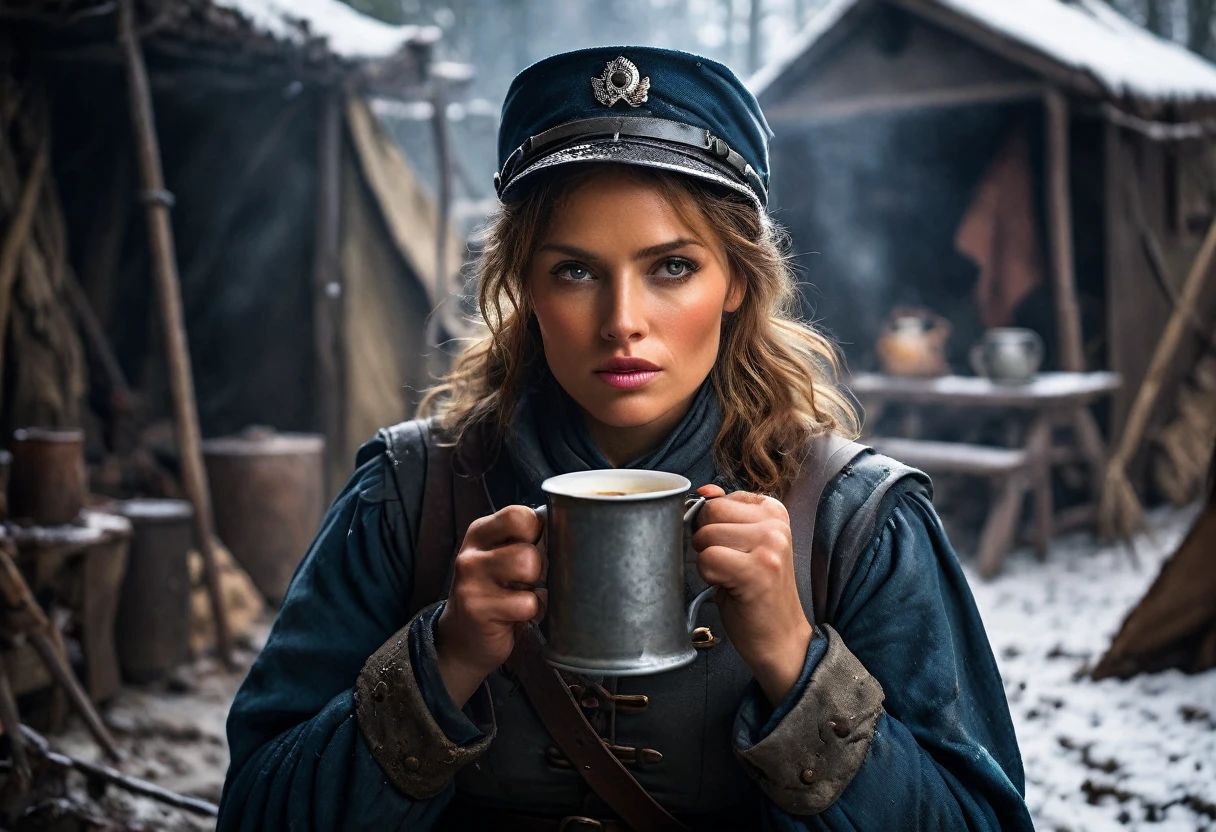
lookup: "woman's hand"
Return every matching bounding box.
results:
[434,506,546,708]
[691,484,813,707]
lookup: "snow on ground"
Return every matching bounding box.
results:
[965,502,1216,832]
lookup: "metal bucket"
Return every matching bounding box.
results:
[540,469,713,676]
[202,430,325,606]
[8,427,86,526]
[113,499,195,683]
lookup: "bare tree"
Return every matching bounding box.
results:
[747,0,763,74]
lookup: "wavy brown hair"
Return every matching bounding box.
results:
[419,164,859,496]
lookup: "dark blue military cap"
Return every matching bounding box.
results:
[495,46,773,207]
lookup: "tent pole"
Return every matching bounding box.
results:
[116,0,233,669]
[424,79,453,374]
[1045,88,1085,372]
[313,91,344,494]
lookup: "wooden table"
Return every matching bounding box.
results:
[849,372,1122,573]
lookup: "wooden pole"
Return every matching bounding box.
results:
[428,82,452,352]
[21,725,219,817]
[1044,89,1086,372]
[1101,215,1216,538]
[313,91,344,493]
[0,548,121,761]
[0,134,47,385]
[0,653,32,785]
[115,0,232,667]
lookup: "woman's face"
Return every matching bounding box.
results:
[529,169,743,450]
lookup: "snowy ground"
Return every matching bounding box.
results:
[965,502,1216,832]
[40,504,1215,831]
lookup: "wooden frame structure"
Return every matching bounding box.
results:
[754,0,1216,491]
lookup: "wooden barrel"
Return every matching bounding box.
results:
[202,431,326,606]
[8,427,86,526]
[114,499,194,683]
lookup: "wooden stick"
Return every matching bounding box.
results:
[1045,89,1086,372]
[115,0,232,667]
[20,725,219,817]
[0,652,32,785]
[0,548,122,761]
[313,91,343,494]
[0,132,47,380]
[1123,146,1216,351]
[1101,215,1216,538]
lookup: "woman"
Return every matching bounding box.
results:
[219,46,1033,830]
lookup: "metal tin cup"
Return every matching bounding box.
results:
[538,469,714,677]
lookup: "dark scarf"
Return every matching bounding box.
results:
[502,371,724,506]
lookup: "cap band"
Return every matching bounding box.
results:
[495,115,768,205]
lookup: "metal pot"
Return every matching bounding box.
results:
[970,327,1044,384]
[8,427,87,526]
[113,499,195,683]
[538,469,714,676]
[202,430,325,606]
[875,309,952,377]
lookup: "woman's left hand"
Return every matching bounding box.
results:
[691,484,813,707]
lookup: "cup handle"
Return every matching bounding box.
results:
[682,495,719,633]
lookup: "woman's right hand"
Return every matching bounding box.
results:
[434,505,546,708]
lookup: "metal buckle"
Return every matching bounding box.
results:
[557,817,605,831]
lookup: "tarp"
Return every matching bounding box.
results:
[1093,443,1216,679]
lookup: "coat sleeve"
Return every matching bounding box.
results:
[217,438,489,831]
[734,490,1034,831]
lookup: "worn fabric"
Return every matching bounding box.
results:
[734,625,884,814]
[354,603,494,798]
[219,375,1033,830]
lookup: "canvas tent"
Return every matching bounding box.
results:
[752,0,1216,488]
[0,0,465,489]
[1094,438,1216,679]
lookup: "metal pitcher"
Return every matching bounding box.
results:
[538,469,714,677]
[970,327,1044,384]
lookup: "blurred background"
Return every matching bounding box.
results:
[0,0,1214,829]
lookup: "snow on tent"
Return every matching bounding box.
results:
[1093,439,1216,679]
[0,0,468,491]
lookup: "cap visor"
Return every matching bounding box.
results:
[500,138,760,205]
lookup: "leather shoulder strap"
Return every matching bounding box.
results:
[786,433,870,624]
[406,424,687,831]
[379,418,459,619]
[787,435,931,624]
[505,628,689,832]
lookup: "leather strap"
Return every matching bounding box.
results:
[786,433,869,624]
[504,626,689,832]
[408,420,457,617]
[453,431,687,832]
[497,115,768,205]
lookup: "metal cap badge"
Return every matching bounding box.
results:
[591,57,650,107]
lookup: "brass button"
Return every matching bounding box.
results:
[404,756,420,772]
[691,626,720,648]
[800,768,815,784]
[640,748,663,765]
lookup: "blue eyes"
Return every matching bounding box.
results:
[553,258,697,282]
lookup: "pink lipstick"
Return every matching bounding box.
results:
[594,356,661,390]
